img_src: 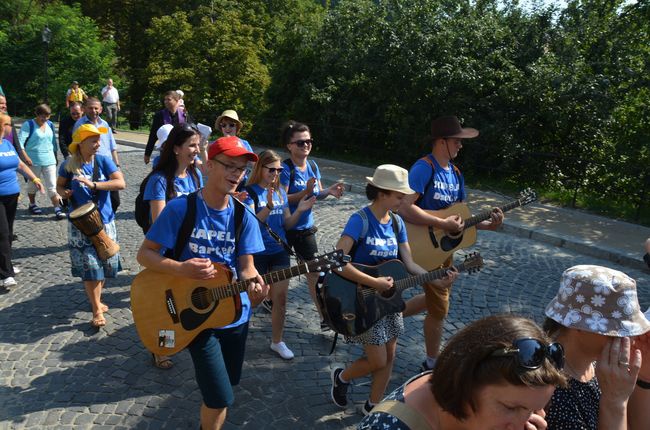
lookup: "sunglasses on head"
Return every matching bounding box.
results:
[490,338,564,371]
[291,138,313,148]
[264,166,283,174]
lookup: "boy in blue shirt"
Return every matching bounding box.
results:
[137,136,268,430]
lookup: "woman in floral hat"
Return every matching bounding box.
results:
[543,264,650,429]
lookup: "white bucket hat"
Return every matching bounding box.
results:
[154,124,174,151]
[365,164,415,195]
[545,265,650,337]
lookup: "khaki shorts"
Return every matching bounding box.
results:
[423,256,453,319]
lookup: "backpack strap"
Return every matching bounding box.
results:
[169,192,197,261]
[25,119,35,148]
[91,158,101,204]
[417,155,436,205]
[244,185,260,212]
[283,158,296,190]
[232,196,245,256]
[370,400,430,430]
[348,208,369,260]
[388,211,403,259]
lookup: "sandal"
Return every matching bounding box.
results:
[152,353,174,370]
[28,204,43,215]
[90,312,106,328]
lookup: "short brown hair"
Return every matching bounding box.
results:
[164,90,180,101]
[432,315,566,420]
[35,104,51,116]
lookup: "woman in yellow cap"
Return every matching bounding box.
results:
[56,124,126,327]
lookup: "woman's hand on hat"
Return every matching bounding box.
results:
[632,332,650,381]
[596,337,641,403]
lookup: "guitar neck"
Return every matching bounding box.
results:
[464,199,522,229]
[208,262,309,301]
[394,261,470,292]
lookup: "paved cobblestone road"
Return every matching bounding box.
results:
[2,145,649,429]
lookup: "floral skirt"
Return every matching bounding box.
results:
[68,219,121,281]
[344,312,404,346]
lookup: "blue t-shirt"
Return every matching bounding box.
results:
[409,155,465,211]
[342,207,407,266]
[18,120,57,166]
[279,159,321,230]
[146,194,265,329]
[243,184,288,255]
[0,138,20,196]
[143,170,203,201]
[58,155,118,224]
[72,117,116,158]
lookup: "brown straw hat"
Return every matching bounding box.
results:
[430,116,479,139]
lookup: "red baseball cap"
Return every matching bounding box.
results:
[208,136,258,162]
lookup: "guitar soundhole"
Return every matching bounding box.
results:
[191,287,213,311]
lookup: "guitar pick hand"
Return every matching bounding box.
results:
[181,258,217,280]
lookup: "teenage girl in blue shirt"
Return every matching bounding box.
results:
[245,149,316,360]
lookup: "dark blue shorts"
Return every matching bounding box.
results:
[253,251,290,274]
[187,323,249,409]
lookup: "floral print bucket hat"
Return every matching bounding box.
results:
[545,265,650,337]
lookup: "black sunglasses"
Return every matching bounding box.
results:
[264,166,283,174]
[490,338,564,370]
[291,138,313,148]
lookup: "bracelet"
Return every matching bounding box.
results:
[637,379,650,390]
[32,177,42,184]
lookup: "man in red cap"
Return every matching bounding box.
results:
[137,135,269,429]
[399,116,504,372]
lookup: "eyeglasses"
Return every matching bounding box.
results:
[490,338,564,370]
[264,166,283,174]
[212,157,250,175]
[220,123,236,129]
[291,139,313,148]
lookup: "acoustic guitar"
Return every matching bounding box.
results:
[320,253,483,337]
[405,188,536,270]
[131,250,349,355]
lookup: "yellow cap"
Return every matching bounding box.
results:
[69,124,108,154]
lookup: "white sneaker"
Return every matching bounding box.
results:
[270,342,294,360]
[2,277,17,287]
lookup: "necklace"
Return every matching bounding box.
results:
[563,359,593,382]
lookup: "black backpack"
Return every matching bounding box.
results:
[135,171,198,234]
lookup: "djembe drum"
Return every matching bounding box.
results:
[69,202,120,261]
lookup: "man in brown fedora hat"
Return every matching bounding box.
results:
[399,115,504,372]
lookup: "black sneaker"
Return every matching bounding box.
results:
[261,299,273,313]
[330,367,349,408]
[361,400,374,416]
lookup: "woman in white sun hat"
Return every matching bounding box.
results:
[543,264,650,429]
[329,164,456,415]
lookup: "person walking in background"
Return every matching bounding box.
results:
[279,120,344,330]
[58,102,84,159]
[101,78,120,133]
[73,97,121,212]
[56,124,125,328]
[17,104,66,220]
[144,90,190,164]
[399,115,503,372]
[244,149,316,360]
[210,109,253,190]
[66,81,87,108]
[0,113,45,288]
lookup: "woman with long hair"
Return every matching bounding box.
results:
[56,124,125,328]
[143,122,203,369]
[244,149,315,359]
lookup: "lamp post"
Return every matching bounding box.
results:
[41,26,52,103]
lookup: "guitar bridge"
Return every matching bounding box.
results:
[165,289,179,323]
